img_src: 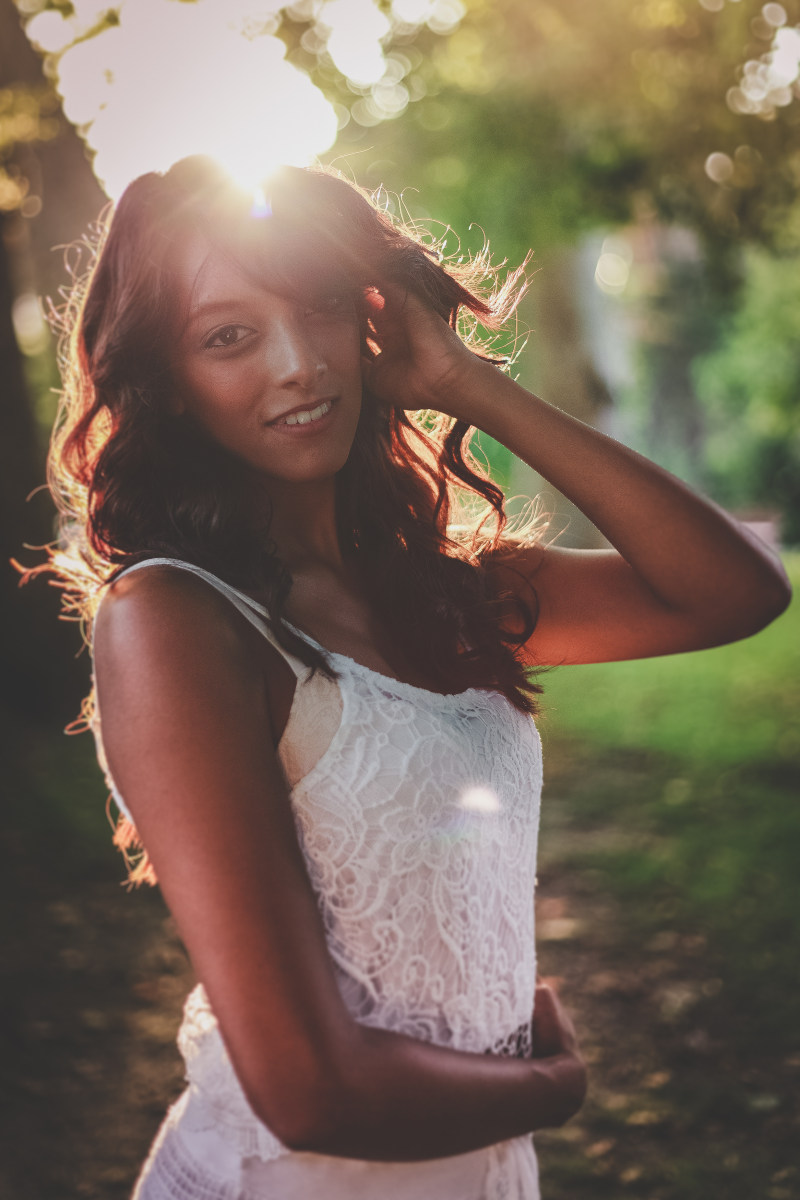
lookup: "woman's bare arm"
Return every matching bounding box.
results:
[363,287,791,666]
[94,567,584,1160]
[451,373,791,665]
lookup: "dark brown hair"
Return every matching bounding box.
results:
[43,158,543,874]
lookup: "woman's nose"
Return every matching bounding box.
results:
[267,315,326,390]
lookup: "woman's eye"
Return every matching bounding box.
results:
[204,325,251,349]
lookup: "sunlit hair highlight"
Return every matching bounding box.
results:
[39,156,545,884]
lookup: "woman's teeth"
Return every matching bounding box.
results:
[281,399,332,426]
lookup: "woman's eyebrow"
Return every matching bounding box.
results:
[186,300,250,326]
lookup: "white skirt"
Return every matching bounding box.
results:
[132,1088,540,1200]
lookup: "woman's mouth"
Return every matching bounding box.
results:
[268,396,337,427]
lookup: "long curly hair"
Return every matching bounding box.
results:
[46,156,543,718]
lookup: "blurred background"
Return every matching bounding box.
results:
[1,1,798,1196]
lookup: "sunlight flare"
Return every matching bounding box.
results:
[32,0,337,199]
[23,0,466,190]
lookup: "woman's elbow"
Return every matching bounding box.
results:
[248,1055,360,1154]
[706,560,792,647]
[265,1094,343,1154]
[745,536,793,623]
[739,564,792,638]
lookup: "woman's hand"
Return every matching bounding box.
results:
[529,980,587,1127]
[531,980,580,1058]
[360,283,482,418]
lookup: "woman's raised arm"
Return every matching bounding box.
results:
[363,286,791,667]
[94,566,584,1161]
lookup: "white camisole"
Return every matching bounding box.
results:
[91,558,544,1199]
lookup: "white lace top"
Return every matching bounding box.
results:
[92,558,543,1199]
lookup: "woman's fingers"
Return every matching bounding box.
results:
[529,983,587,1124]
[530,985,563,1058]
[360,278,480,413]
[362,284,412,360]
[531,981,580,1059]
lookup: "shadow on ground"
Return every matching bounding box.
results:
[2,723,798,1198]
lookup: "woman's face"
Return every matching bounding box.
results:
[168,233,364,485]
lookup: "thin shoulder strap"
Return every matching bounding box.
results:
[99,556,307,679]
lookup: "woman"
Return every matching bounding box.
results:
[46,156,789,1199]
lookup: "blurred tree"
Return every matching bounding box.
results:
[20,0,799,256]
[330,0,800,538]
[692,215,800,543]
[610,223,722,489]
[340,0,800,258]
[0,0,92,723]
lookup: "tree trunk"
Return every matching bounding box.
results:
[0,0,92,727]
[509,245,613,548]
[0,213,83,722]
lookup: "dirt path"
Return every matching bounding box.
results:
[1,864,192,1200]
[3,737,798,1199]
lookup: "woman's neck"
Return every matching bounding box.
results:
[262,476,344,572]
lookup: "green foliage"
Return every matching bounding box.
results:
[692,242,800,542]
[335,0,800,257]
[341,89,645,266]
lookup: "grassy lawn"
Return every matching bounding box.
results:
[539,552,799,769]
[537,553,799,1010]
[534,552,799,1197]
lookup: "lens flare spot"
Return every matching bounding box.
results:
[459,786,501,813]
[250,186,272,218]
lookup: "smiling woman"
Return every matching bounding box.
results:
[50,157,542,702]
[167,237,364,481]
[37,155,789,1200]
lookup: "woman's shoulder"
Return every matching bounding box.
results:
[93,560,259,672]
[97,559,225,621]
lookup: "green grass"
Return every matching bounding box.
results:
[538,553,799,767]
[537,553,799,1046]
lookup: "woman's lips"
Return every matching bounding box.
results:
[267,395,338,429]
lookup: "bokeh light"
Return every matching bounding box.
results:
[725,6,800,119]
[704,150,735,183]
[320,0,390,86]
[24,0,336,198]
[594,234,633,296]
[11,293,49,357]
[21,0,465,198]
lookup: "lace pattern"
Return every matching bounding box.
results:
[132,1093,242,1200]
[97,560,543,1197]
[133,1098,539,1200]
[290,656,542,1055]
[176,652,542,1170]
[177,991,288,1163]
